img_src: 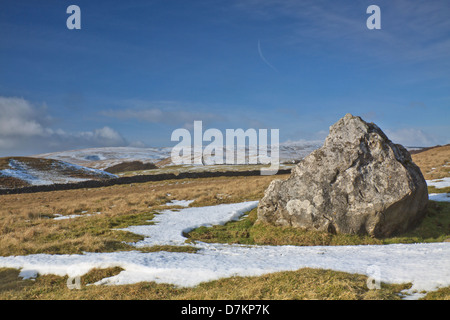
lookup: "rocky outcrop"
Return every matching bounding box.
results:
[257,114,428,237]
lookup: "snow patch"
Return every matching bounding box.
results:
[427,177,450,189]
[165,199,195,207]
[429,193,450,202]
[0,241,449,297]
[0,200,449,298]
[53,212,102,220]
[122,201,259,247]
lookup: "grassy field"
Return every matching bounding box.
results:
[412,145,450,180]
[187,201,450,247]
[0,146,449,300]
[0,175,280,256]
[0,266,411,300]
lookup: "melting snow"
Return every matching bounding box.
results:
[53,212,102,220]
[427,177,450,189]
[123,201,258,247]
[426,178,450,202]
[429,193,450,202]
[0,200,449,299]
[165,200,195,207]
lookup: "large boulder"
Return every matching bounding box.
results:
[257,114,428,237]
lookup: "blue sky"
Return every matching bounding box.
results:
[0,0,449,156]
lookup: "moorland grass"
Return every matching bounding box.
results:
[1,172,449,300]
[187,201,450,246]
[0,175,282,257]
[0,266,411,300]
[411,145,450,180]
[428,186,450,194]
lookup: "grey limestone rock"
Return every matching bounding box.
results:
[257,114,428,237]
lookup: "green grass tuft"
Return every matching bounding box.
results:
[428,186,450,194]
[187,201,450,246]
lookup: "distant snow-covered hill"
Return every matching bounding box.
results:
[31,141,427,171]
[33,147,173,169]
[1,142,430,189]
[0,157,117,189]
[32,140,325,169]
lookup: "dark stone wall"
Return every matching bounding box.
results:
[0,169,291,195]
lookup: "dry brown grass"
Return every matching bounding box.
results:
[104,161,157,173]
[412,145,450,180]
[0,175,286,256]
[0,266,410,300]
[0,151,448,300]
[0,144,447,257]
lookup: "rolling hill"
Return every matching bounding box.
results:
[411,144,450,180]
[32,141,325,170]
[0,157,117,189]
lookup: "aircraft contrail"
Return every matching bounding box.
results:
[257,40,278,72]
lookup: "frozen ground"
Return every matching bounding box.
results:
[429,193,450,202]
[0,176,448,299]
[53,212,102,220]
[0,199,449,299]
[427,177,450,189]
[427,177,450,202]
[1,241,448,300]
[164,199,195,207]
[122,201,259,247]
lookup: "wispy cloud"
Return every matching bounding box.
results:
[385,128,441,147]
[234,0,450,68]
[101,100,226,128]
[257,40,278,72]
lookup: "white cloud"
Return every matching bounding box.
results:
[128,140,146,148]
[102,100,225,128]
[385,128,439,147]
[0,96,126,156]
[0,97,45,137]
[103,107,220,127]
[77,126,126,147]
